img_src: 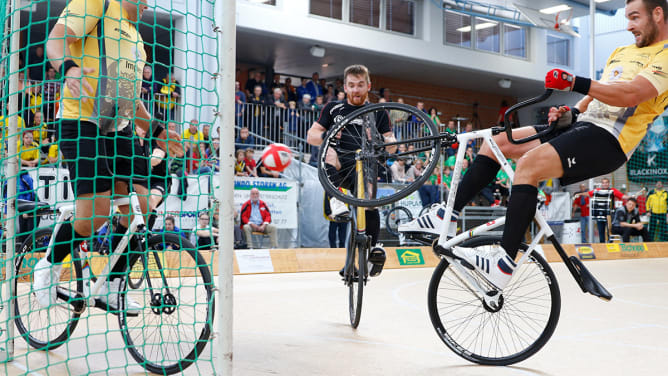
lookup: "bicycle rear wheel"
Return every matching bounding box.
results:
[427,236,561,365]
[119,233,214,375]
[385,206,413,237]
[319,103,441,207]
[14,228,84,350]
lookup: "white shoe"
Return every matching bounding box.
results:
[330,197,350,218]
[98,278,142,315]
[32,257,62,308]
[399,203,456,236]
[450,245,516,290]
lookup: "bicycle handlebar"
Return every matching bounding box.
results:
[503,89,555,144]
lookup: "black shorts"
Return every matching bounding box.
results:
[59,120,148,197]
[107,126,149,189]
[533,122,627,186]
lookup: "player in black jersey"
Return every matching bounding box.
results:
[307,64,397,277]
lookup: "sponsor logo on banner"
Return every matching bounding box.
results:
[606,243,620,253]
[575,244,595,260]
[619,243,647,257]
[396,248,424,266]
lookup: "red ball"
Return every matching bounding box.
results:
[261,143,293,172]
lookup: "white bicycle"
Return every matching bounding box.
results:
[13,193,214,374]
[318,89,611,365]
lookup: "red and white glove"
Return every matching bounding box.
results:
[545,69,574,91]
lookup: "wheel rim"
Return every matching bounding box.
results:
[430,242,560,364]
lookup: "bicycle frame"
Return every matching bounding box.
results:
[44,193,146,307]
[433,128,611,300]
[436,129,550,259]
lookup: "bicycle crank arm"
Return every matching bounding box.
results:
[56,287,86,314]
[548,235,613,301]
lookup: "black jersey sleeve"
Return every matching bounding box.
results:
[376,109,392,134]
[316,102,337,131]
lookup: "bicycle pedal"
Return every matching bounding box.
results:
[333,214,351,222]
[93,298,139,317]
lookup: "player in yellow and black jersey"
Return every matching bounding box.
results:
[404,0,668,290]
[33,0,183,312]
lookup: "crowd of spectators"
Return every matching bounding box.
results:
[571,178,667,243]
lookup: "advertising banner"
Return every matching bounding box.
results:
[233,177,298,229]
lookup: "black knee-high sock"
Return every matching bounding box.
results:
[109,223,140,279]
[501,185,537,259]
[49,222,87,264]
[453,155,500,212]
[365,209,380,245]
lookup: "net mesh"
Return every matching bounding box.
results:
[624,116,668,242]
[1,0,219,374]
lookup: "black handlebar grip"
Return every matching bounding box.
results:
[503,89,555,145]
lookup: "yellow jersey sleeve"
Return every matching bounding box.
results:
[638,49,668,95]
[56,0,104,38]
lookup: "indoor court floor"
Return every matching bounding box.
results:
[6,257,668,375]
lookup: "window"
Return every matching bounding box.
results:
[503,24,526,58]
[445,9,527,58]
[475,18,499,53]
[386,0,415,35]
[350,0,381,28]
[444,10,471,47]
[547,33,570,66]
[310,0,343,19]
[243,0,276,4]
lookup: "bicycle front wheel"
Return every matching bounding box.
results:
[127,253,146,290]
[427,236,561,365]
[119,233,214,375]
[14,228,84,350]
[319,103,441,207]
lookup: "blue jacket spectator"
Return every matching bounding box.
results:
[305,72,324,99]
[159,216,189,243]
[296,78,309,102]
[235,127,256,151]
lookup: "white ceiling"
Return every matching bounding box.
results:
[237,0,628,98]
[237,28,545,97]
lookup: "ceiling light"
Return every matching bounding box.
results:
[321,63,329,67]
[456,22,497,33]
[498,79,512,89]
[539,5,571,14]
[309,45,325,58]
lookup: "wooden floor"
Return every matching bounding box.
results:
[5,257,668,375]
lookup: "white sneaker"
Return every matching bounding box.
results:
[32,257,63,308]
[450,245,516,290]
[98,278,142,315]
[329,197,350,218]
[399,203,456,237]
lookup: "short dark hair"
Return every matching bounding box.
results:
[627,197,637,204]
[343,64,370,84]
[165,216,175,225]
[627,0,668,20]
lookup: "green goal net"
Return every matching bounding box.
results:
[1,0,224,374]
[624,115,668,242]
